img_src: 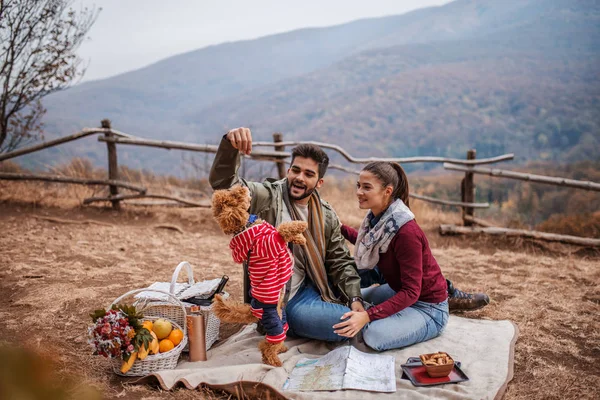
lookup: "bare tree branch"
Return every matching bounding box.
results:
[0,0,99,152]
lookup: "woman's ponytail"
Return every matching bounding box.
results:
[390,162,410,208]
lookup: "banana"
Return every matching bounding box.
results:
[137,343,149,360]
[149,331,159,355]
[120,351,138,374]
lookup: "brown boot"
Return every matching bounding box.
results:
[447,280,490,312]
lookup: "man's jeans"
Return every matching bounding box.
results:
[361,284,449,351]
[286,283,448,351]
[286,284,350,342]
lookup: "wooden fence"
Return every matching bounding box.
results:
[1,120,598,247]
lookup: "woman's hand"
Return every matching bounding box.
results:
[332,311,370,338]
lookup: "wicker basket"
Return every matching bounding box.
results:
[109,288,188,377]
[138,261,224,350]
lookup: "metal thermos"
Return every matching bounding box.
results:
[187,307,207,361]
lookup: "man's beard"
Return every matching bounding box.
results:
[288,179,316,201]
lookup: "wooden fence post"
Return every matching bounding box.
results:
[273,132,286,179]
[101,119,120,210]
[461,149,476,226]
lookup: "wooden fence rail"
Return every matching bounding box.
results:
[0,172,147,193]
[1,122,598,247]
[328,164,490,209]
[440,224,600,247]
[0,127,131,162]
[254,140,515,166]
[444,163,600,192]
[98,136,288,159]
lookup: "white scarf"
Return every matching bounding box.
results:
[354,199,415,270]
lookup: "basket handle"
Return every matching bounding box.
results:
[110,288,187,332]
[170,261,195,295]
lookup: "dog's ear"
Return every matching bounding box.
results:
[230,185,250,203]
[211,189,228,216]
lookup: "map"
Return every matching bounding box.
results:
[283,346,396,393]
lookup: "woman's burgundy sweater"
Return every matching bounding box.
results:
[342,220,448,321]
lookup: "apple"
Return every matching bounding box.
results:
[152,318,172,340]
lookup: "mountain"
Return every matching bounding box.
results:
[35,0,600,173]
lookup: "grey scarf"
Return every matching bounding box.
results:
[354,199,415,270]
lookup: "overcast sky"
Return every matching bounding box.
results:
[75,0,452,82]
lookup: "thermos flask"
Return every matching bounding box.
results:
[187,306,207,361]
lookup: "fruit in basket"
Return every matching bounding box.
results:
[149,331,160,355]
[159,339,175,353]
[142,320,153,331]
[120,351,138,374]
[167,329,184,346]
[137,344,149,360]
[132,327,155,361]
[152,319,172,339]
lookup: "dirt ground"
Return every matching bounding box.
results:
[0,186,599,399]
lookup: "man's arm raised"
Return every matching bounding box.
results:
[209,127,253,190]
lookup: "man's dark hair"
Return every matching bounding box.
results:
[290,144,329,179]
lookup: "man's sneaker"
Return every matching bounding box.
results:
[447,279,490,312]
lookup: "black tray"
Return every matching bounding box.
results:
[401,357,469,387]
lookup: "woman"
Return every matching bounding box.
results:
[332,161,449,351]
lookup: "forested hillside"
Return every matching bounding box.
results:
[31,0,599,173]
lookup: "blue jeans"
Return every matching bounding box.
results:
[361,284,449,351]
[286,283,448,350]
[286,284,351,342]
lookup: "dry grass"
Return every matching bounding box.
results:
[0,158,210,210]
[537,212,600,238]
[0,176,598,399]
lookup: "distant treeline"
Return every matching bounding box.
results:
[411,160,600,238]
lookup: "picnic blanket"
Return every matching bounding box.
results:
[138,316,518,399]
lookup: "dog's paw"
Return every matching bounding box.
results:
[263,355,283,367]
[277,344,288,354]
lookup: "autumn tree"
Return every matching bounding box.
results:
[0,0,98,152]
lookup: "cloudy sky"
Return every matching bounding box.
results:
[76,0,451,82]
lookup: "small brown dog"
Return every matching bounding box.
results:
[211,185,307,367]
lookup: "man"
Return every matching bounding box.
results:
[211,127,363,341]
[210,127,488,341]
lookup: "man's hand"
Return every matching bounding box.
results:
[351,300,365,312]
[225,127,252,155]
[333,311,370,338]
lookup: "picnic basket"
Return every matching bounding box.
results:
[137,261,225,350]
[109,288,188,377]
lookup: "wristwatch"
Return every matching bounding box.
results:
[349,296,364,307]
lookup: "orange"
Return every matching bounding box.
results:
[167,329,184,346]
[159,339,175,353]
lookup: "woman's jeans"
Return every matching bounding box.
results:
[361,284,449,351]
[286,283,448,351]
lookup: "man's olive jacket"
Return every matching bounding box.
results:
[209,137,361,304]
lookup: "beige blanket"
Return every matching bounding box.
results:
[139,316,518,399]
